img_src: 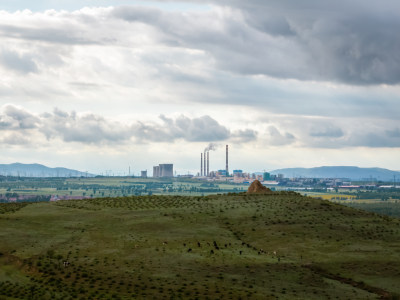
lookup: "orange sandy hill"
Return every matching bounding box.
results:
[247,180,272,194]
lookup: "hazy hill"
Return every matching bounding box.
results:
[0,163,95,177]
[270,166,400,181]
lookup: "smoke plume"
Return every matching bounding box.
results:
[204,143,218,152]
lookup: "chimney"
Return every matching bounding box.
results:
[201,153,203,176]
[207,151,209,177]
[226,145,229,176]
[204,151,206,177]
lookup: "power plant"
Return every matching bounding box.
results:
[200,144,229,177]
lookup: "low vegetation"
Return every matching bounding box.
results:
[1,192,400,299]
[343,202,400,218]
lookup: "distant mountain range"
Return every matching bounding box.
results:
[270,166,400,181]
[0,163,96,177]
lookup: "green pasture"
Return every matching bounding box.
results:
[1,193,400,299]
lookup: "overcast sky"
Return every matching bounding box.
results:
[0,0,399,175]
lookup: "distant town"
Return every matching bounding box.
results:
[148,144,400,192]
[1,142,400,204]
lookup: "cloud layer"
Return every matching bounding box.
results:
[0,105,258,145]
[0,4,398,119]
[0,1,399,172]
[1,105,399,149]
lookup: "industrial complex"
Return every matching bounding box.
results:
[148,144,274,184]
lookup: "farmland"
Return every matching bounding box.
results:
[1,192,400,299]
[0,177,247,202]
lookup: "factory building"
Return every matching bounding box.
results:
[233,170,243,177]
[160,164,174,177]
[263,172,271,181]
[153,166,160,178]
[218,170,227,176]
[153,164,174,178]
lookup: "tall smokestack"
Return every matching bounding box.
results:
[201,153,203,176]
[226,145,229,176]
[207,151,209,177]
[204,151,206,177]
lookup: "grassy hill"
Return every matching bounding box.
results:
[0,193,399,299]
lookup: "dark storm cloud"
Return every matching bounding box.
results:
[235,0,400,85]
[112,1,400,85]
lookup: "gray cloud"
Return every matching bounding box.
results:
[0,48,38,73]
[295,119,400,148]
[0,5,399,123]
[348,132,400,148]
[310,126,344,138]
[0,105,40,129]
[231,129,258,143]
[40,109,132,144]
[1,3,399,86]
[386,128,400,138]
[266,126,296,146]
[1,105,399,149]
[134,114,230,142]
[0,106,255,145]
[112,1,400,85]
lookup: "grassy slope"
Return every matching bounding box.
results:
[0,193,399,299]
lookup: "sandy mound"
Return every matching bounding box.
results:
[247,180,272,194]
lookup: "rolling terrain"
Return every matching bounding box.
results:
[270,166,400,181]
[0,163,95,178]
[1,193,400,299]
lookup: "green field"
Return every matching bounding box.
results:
[1,192,400,299]
[0,177,247,200]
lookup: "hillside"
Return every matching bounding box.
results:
[270,166,400,181]
[0,163,95,177]
[1,193,400,299]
